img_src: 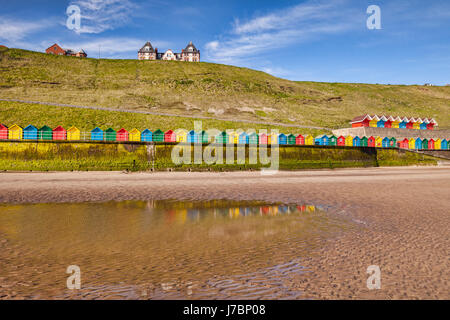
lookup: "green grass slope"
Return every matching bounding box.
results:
[1,47,449,129]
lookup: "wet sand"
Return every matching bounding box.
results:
[0,167,449,299]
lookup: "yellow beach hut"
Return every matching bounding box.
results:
[369,115,379,127]
[175,129,188,142]
[391,116,401,129]
[129,128,141,141]
[227,131,239,144]
[345,135,353,146]
[268,132,278,145]
[413,118,421,130]
[408,138,416,149]
[8,124,23,140]
[375,136,383,147]
[305,135,314,145]
[435,139,441,150]
[67,126,81,141]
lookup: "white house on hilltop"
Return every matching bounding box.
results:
[138,41,200,62]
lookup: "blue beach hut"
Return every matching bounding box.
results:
[188,130,199,143]
[353,136,361,147]
[141,129,152,142]
[320,135,329,146]
[382,137,390,148]
[415,138,422,149]
[239,132,249,144]
[23,125,38,140]
[420,122,427,130]
[441,139,448,150]
[377,120,385,128]
[278,133,287,145]
[399,121,407,129]
[90,127,104,141]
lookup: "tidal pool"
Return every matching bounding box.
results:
[0,200,354,299]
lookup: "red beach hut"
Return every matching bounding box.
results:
[164,130,176,142]
[368,136,376,147]
[0,124,8,139]
[337,136,346,146]
[428,139,435,150]
[259,133,268,145]
[406,119,414,129]
[399,138,409,149]
[52,125,67,140]
[117,128,129,141]
[296,134,305,145]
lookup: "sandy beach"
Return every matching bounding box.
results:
[0,167,449,299]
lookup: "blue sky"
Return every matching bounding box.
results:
[0,0,449,85]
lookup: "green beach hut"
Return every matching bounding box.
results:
[287,134,296,145]
[361,136,368,147]
[153,129,164,142]
[105,128,116,141]
[216,131,228,144]
[248,132,259,145]
[328,135,337,146]
[38,125,53,140]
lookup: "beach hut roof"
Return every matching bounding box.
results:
[175,128,188,134]
[142,129,152,134]
[53,125,65,131]
[239,131,248,136]
[91,127,103,132]
[67,126,79,132]
[39,125,52,131]
[117,128,128,133]
[154,129,163,134]
[279,133,286,137]
[296,134,304,138]
[24,124,37,131]
[0,123,7,129]
[129,128,140,133]
[165,129,174,134]
[106,128,116,132]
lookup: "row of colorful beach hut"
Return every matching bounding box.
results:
[350,114,438,129]
[0,124,449,150]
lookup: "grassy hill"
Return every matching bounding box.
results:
[1,47,449,130]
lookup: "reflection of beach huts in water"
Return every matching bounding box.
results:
[229,207,240,218]
[153,129,164,142]
[0,124,8,139]
[67,126,80,141]
[164,130,176,142]
[141,129,152,142]
[278,205,288,214]
[23,125,38,140]
[39,125,53,140]
[129,128,141,141]
[105,128,116,141]
[53,125,66,140]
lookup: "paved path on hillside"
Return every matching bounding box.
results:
[0,98,331,131]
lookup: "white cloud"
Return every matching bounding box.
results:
[0,17,52,42]
[205,0,361,64]
[69,0,138,34]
